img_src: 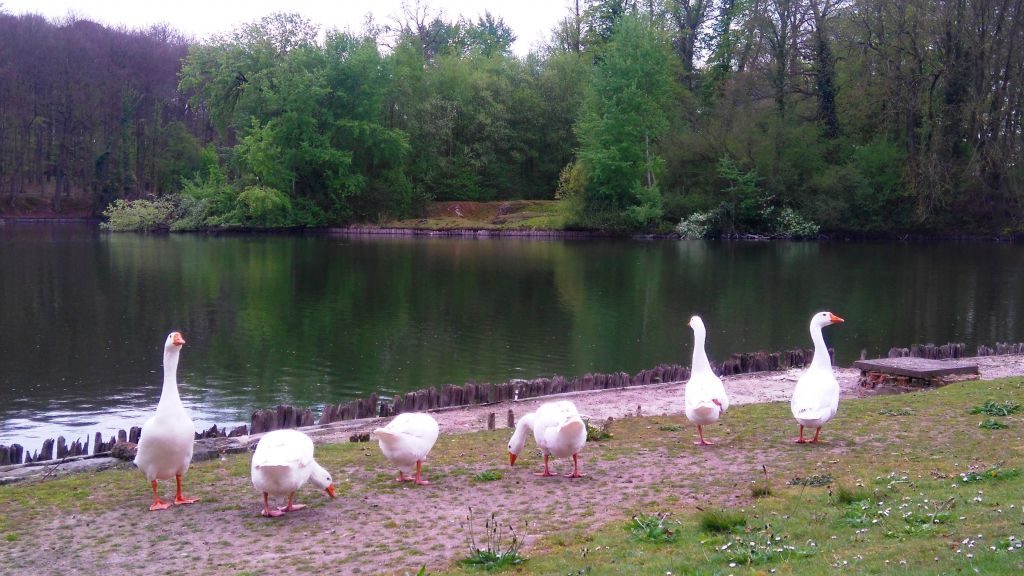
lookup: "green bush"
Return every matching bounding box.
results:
[676,210,719,239]
[100,198,176,232]
[235,186,293,228]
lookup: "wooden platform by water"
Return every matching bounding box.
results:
[854,356,979,388]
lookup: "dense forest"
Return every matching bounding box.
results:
[0,0,1021,235]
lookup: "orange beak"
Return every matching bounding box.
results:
[172,332,186,346]
[509,452,517,467]
[325,484,336,498]
[829,313,845,324]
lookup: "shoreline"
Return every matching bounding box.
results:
[4,353,1022,485]
[3,214,1023,242]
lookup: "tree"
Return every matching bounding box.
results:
[463,12,516,56]
[574,15,674,228]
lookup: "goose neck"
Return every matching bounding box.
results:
[809,323,832,370]
[691,330,714,375]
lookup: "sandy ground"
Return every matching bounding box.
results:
[305,354,1024,444]
[3,356,1023,575]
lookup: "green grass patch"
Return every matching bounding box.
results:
[471,470,503,482]
[878,408,913,416]
[788,473,834,487]
[584,418,613,441]
[956,466,1021,484]
[979,418,1009,429]
[698,508,747,533]
[627,512,681,543]
[656,424,683,432]
[970,400,1021,416]
[834,484,873,505]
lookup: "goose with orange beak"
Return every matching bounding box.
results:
[791,311,845,443]
[134,332,200,510]
[251,429,336,517]
[508,400,587,478]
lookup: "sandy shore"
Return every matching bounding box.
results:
[299,354,1024,444]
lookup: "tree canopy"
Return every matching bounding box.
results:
[1,0,1021,234]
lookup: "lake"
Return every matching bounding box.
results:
[1,222,1022,453]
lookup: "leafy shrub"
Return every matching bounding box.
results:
[101,198,175,232]
[676,210,718,239]
[625,182,664,228]
[775,206,820,238]
[555,160,588,201]
[169,195,214,232]
[235,185,293,228]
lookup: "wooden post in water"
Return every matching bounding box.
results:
[487,413,495,430]
[507,409,515,428]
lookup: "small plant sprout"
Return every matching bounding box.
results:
[585,417,614,441]
[459,507,526,570]
[628,512,682,543]
[980,418,1009,430]
[751,465,772,498]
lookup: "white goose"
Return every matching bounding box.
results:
[251,429,336,517]
[374,412,440,485]
[507,400,587,478]
[684,316,729,445]
[791,311,845,443]
[134,332,199,511]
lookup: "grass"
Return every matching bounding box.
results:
[383,200,572,231]
[878,407,914,416]
[471,470,503,482]
[2,376,1024,575]
[787,473,834,486]
[833,484,874,505]
[698,508,747,533]
[440,377,1024,575]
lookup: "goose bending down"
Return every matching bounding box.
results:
[507,400,587,478]
[791,311,845,443]
[251,429,336,517]
[374,412,440,485]
[684,316,729,445]
[134,332,199,511]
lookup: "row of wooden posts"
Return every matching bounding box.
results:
[3,341,1023,467]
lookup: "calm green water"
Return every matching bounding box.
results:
[1,222,1022,452]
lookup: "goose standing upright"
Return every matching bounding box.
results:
[791,311,845,443]
[251,429,336,517]
[134,332,199,511]
[684,316,729,445]
[507,400,587,478]
[374,412,439,485]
